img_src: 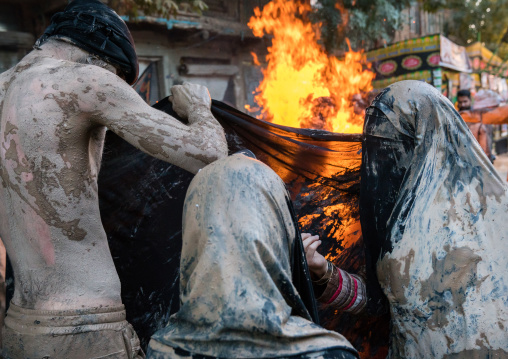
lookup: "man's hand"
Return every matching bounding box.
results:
[302,233,328,279]
[169,82,211,121]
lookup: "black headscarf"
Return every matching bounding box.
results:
[35,0,138,84]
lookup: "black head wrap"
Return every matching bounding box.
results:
[35,0,139,84]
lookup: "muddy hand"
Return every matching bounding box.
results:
[169,82,211,121]
[302,233,328,278]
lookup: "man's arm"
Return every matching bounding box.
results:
[477,124,491,160]
[73,65,228,174]
[483,105,508,125]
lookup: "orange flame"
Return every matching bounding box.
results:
[247,0,375,133]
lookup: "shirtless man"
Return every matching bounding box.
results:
[0,0,227,357]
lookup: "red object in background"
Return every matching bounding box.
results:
[378,60,397,75]
[402,56,422,70]
[427,53,440,66]
[133,62,156,104]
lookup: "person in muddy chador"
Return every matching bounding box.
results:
[360,80,508,358]
[0,0,227,357]
[147,153,360,359]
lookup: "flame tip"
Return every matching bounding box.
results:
[247,0,374,134]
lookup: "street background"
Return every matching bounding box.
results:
[495,153,508,181]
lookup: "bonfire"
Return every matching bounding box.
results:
[247,0,375,134]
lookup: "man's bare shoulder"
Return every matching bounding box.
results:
[2,57,121,91]
[9,57,133,114]
[34,58,126,90]
[0,66,16,96]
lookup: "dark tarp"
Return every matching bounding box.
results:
[97,99,390,358]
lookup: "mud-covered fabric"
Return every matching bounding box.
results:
[2,303,145,359]
[148,342,358,359]
[361,80,508,358]
[286,195,321,325]
[35,0,138,84]
[147,154,357,359]
[360,106,414,316]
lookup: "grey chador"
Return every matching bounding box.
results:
[148,154,358,359]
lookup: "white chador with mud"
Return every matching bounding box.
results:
[368,81,508,358]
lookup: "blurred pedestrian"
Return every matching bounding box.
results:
[458,89,495,162]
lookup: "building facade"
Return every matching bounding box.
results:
[0,0,271,111]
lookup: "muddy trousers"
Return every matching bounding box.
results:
[2,303,145,359]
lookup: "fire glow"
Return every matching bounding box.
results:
[247,0,375,134]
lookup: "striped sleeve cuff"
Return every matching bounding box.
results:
[316,264,367,314]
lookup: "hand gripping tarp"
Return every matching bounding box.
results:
[97,99,390,358]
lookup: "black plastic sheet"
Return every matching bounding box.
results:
[98,99,389,358]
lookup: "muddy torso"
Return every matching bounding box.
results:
[0,55,121,310]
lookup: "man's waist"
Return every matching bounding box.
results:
[5,302,127,335]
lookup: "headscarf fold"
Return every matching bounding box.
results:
[148,154,356,358]
[35,0,138,84]
[361,80,508,358]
